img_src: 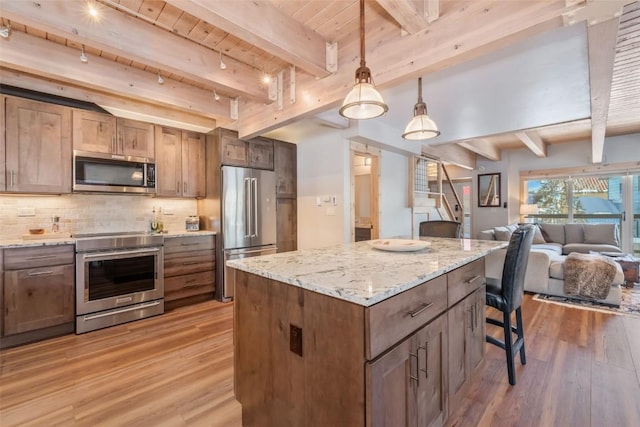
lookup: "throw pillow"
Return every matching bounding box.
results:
[540,223,565,244]
[531,224,546,244]
[564,224,585,244]
[583,223,619,246]
[493,226,513,241]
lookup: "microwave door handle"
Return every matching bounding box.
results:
[244,177,251,238]
[252,178,258,238]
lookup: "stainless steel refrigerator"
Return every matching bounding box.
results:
[220,166,277,301]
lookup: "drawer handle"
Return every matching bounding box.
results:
[407,302,433,318]
[25,255,57,260]
[464,275,481,284]
[184,282,205,288]
[180,242,200,246]
[27,270,54,276]
[182,261,201,265]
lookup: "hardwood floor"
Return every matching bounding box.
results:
[1,294,639,426]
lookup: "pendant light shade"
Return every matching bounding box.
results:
[402,77,440,140]
[339,0,388,120]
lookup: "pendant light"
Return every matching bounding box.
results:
[402,77,440,140]
[339,0,388,120]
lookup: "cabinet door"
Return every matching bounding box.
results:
[5,97,72,194]
[274,140,297,198]
[276,198,297,253]
[468,286,486,372]
[3,264,74,335]
[117,118,155,159]
[415,315,448,427]
[368,335,418,427]
[72,110,116,154]
[249,137,274,170]
[220,129,249,167]
[155,126,182,197]
[1,96,6,190]
[447,298,468,403]
[181,131,206,198]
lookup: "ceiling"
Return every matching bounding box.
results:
[1,0,638,167]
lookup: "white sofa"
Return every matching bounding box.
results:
[478,223,625,306]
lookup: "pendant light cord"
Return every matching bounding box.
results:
[418,77,423,103]
[360,0,365,68]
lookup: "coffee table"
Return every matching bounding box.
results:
[598,252,640,288]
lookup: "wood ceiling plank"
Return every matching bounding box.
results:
[118,0,144,13]
[155,2,183,29]
[138,0,164,21]
[587,17,620,164]
[515,131,547,158]
[0,0,269,102]
[188,20,217,44]
[0,68,219,131]
[237,0,577,138]
[167,0,331,78]
[172,12,200,37]
[376,0,430,34]
[457,138,502,161]
[0,31,230,120]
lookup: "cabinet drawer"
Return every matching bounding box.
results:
[365,275,447,360]
[447,258,485,306]
[164,250,215,277]
[4,245,74,270]
[165,271,215,301]
[164,236,215,254]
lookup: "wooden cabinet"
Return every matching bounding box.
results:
[447,259,486,414]
[163,235,215,309]
[368,314,447,427]
[1,245,75,348]
[155,126,205,198]
[73,110,154,159]
[217,128,274,170]
[3,96,72,194]
[234,258,487,426]
[274,140,297,253]
[276,198,297,253]
[0,96,5,190]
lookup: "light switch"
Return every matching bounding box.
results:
[316,197,322,206]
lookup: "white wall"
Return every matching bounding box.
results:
[379,150,412,238]
[471,133,640,237]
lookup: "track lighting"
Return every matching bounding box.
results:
[219,51,227,70]
[157,71,164,85]
[214,90,220,101]
[262,72,272,84]
[87,2,99,19]
[80,45,88,63]
[0,21,11,38]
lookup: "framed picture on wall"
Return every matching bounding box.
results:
[478,173,501,207]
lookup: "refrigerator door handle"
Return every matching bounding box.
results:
[244,177,251,238]
[252,177,258,238]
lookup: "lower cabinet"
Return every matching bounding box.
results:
[276,198,297,253]
[163,235,215,309]
[368,314,448,427]
[1,245,75,348]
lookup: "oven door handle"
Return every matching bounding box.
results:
[81,247,161,260]
[83,301,161,321]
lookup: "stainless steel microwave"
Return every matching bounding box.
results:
[73,150,156,194]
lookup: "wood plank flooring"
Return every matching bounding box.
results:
[1,294,639,426]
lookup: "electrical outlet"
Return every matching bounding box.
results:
[290,324,303,357]
[17,207,35,217]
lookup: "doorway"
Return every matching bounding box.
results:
[452,180,472,238]
[351,149,380,242]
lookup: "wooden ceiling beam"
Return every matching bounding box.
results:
[0,0,269,102]
[167,0,332,78]
[587,17,620,164]
[0,68,220,132]
[376,0,430,34]
[457,139,502,161]
[237,0,580,139]
[0,31,231,121]
[424,143,476,170]
[514,131,548,158]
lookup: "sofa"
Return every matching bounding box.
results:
[478,223,625,306]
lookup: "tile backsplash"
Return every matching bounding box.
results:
[0,194,197,240]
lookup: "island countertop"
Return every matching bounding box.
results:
[226,237,507,307]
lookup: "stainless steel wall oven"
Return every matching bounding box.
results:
[75,233,164,333]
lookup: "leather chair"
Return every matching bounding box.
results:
[485,224,535,385]
[418,220,462,238]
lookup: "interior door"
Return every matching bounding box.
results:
[222,166,252,250]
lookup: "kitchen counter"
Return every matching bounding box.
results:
[227,236,506,306]
[0,230,216,249]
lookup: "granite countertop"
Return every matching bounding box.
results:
[0,230,217,249]
[226,237,507,307]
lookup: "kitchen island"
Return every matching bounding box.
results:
[227,237,507,427]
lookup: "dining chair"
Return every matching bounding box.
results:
[418,220,462,238]
[485,224,535,385]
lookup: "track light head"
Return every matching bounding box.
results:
[0,22,11,38]
[157,72,164,85]
[214,90,220,101]
[80,45,88,63]
[219,51,227,70]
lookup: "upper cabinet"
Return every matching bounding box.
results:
[155,125,205,198]
[218,128,274,170]
[274,140,297,198]
[73,110,154,159]
[3,96,72,194]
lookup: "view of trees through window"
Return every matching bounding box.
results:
[523,174,640,255]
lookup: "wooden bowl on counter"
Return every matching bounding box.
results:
[28,228,45,235]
